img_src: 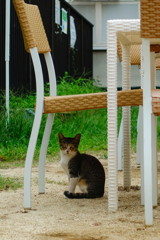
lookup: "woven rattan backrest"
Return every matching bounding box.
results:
[141,0,160,38]
[13,0,51,53]
[118,42,160,68]
[117,41,141,65]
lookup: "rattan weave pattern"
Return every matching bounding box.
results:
[44,89,160,116]
[43,89,143,114]
[13,0,51,53]
[118,41,140,65]
[118,42,160,68]
[141,0,160,38]
[156,59,160,70]
[152,90,160,116]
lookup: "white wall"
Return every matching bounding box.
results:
[71,1,139,49]
[93,51,141,88]
[70,1,160,88]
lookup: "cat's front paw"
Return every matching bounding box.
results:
[64,191,70,198]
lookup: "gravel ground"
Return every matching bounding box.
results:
[0,154,160,240]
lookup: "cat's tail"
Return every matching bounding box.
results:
[64,191,104,199]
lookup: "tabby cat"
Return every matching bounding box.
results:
[58,133,105,199]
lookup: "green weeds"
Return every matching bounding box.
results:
[0,175,22,191]
[0,75,141,166]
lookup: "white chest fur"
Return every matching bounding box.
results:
[60,152,74,176]
[60,151,77,176]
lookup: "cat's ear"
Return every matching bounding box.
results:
[58,132,64,141]
[74,134,81,143]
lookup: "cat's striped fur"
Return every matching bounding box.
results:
[58,133,105,199]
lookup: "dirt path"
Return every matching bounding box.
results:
[0,155,160,240]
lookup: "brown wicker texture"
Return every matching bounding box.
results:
[43,89,143,114]
[13,0,51,53]
[13,0,160,117]
[152,90,160,116]
[141,0,160,38]
[156,59,160,70]
[118,41,160,68]
[44,89,160,116]
[117,41,141,65]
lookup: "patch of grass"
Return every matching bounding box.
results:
[0,75,142,165]
[0,76,106,163]
[57,72,102,95]
[131,106,138,151]
[0,175,22,191]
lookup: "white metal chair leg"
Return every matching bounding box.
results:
[38,52,57,194]
[24,48,44,209]
[152,115,158,206]
[142,38,153,225]
[24,109,43,209]
[141,51,158,207]
[150,52,158,206]
[140,46,144,205]
[38,113,54,193]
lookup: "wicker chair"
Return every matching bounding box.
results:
[13,0,146,211]
[107,0,160,225]
[140,0,160,225]
[118,41,160,68]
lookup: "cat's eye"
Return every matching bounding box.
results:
[60,143,75,151]
[60,144,67,150]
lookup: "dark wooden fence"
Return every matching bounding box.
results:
[0,0,93,92]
